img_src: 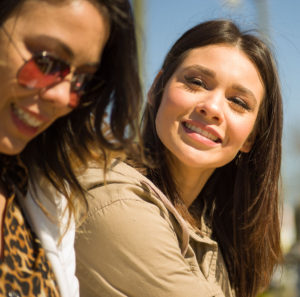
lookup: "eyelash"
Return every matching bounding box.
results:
[184,75,208,91]
[228,97,251,111]
[184,75,252,112]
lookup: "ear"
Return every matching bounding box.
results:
[147,70,163,106]
[240,132,255,153]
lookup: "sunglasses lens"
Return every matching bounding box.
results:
[16,52,94,108]
[17,54,70,89]
[71,73,93,93]
[68,73,94,108]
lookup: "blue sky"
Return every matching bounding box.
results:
[140,0,300,205]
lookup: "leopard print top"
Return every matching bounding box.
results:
[0,154,60,297]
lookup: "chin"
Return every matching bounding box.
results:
[0,139,28,155]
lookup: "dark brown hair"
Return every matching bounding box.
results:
[142,20,283,297]
[0,0,142,219]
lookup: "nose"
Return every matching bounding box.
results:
[38,80,74,109]
[195,91,224,123]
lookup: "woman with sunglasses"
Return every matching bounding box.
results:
[75,20,283,297]
[0,0,141,297]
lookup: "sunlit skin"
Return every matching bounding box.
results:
[0,0,110,155]
[155,44,265,206]
[0,0,110,253]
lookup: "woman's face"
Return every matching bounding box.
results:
[0,0,110,154]
[155,44,264,175]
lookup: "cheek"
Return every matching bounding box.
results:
[158,88,193,119]
[155,102,176,148]
[155,105,167,141]
[54,108,73,121]
[40,108,72,133]
[155,91,183,136]
[231,115,257,147]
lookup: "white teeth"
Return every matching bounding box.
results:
[185,122,219,142]
[12,105,43,128]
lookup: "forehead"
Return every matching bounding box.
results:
[175,44,264,84]
[3,0,110,63]
[180,44,252,68]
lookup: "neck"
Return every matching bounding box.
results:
[170,160,215,208]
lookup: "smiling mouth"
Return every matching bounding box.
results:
[183,122,222,143]
[11,103,44,128]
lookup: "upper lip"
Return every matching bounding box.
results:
[183,119,223,143]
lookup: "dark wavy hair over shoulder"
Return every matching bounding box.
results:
[142,20,283,297]
[0,0,142,218]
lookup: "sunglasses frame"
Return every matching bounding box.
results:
[1,26,97,107]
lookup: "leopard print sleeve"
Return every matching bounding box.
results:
[0,154,61,297]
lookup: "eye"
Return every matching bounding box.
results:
[228,96,251,112]
[184,75,208,91]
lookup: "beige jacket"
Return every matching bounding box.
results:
[75,160,235,297]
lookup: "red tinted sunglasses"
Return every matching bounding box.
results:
[17,51,95,107]
[2,28,96,108]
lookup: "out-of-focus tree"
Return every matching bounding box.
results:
[132,0,145,87]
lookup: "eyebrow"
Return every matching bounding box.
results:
[182,65,216,78]
[232,84,258,106]
[26,35,100,67]
[29,35,74,57]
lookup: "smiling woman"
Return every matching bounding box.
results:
[75,19,283,297]
[156,45,264,172]
[0,0,141,296]
[154,44,265,207]
[0,0,109,154]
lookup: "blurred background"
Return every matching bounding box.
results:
[132,0,300,296]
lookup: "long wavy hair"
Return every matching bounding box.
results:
[0,0,142,219]
[142,20,283,297]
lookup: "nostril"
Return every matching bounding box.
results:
[196,103,223,123]
[200,109,207,115]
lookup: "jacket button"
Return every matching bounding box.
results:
[8,291,20,297]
